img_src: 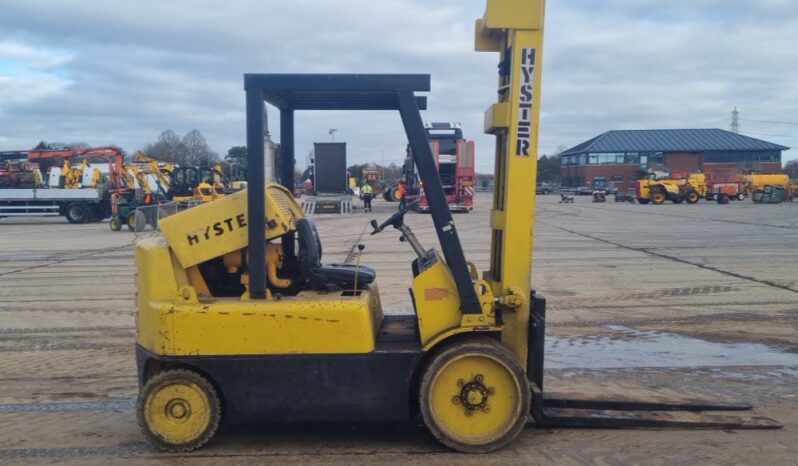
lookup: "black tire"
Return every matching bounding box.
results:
[65,202,91,224]
[137,368,221,452]
[672,196,684,204]
[109,216,122,231]
[637,198,650,205]
[717,194,730,204]
[419,336,530,453]
[685,191,700,204]
[127,212,137,232]
[736,193,746,201]
[651,190,666,205]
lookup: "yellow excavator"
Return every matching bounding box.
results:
[133,0,778,454]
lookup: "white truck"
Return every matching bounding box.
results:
[0,185,112,223]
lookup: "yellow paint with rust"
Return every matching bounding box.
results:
[159,183,304,269]
[136,238,383,355]
[413,253,498,348]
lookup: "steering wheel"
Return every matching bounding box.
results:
[370,200,418,235]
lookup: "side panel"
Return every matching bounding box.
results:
[137,286,384,356]
[413,253,462,345]
[137,345,422,423]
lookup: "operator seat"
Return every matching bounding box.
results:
[295,217,376,291]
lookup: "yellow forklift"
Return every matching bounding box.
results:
[134,0,778,454]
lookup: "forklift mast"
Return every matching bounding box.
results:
[477,0,546,368]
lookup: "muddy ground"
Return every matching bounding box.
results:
[0,193,796,465]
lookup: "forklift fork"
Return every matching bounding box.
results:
[527,295,781,430]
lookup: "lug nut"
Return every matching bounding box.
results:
[452,396,460,405]
[475,374,484,383]
[457,379,465,387]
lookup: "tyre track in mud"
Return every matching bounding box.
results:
[0,243,136,278]
[549,312,798,328]
[577,204,798,230]
[540,221,798,294]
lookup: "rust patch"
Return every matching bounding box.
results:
[425,288,450,300]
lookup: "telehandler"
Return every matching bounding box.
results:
[134,0,778,454]
[637,172,708,204]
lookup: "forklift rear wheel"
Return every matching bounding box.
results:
[686,191,700,204]
[419,337,530,453]
[651,192,666,205]
[137,368,221,452]
[109,216,122,231]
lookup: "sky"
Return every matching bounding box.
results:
[0,0,796,172]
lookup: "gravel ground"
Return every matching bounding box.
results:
[0,193,796,465]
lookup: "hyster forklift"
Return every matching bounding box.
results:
[134,0,778,454]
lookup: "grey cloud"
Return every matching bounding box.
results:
[0,0,794,170]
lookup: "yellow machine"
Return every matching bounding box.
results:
[744,173,789,194]
[637,172,708,204]
[60,159,101,189]
[134,0,778,454]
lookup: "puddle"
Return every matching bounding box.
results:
[545,325,798,369]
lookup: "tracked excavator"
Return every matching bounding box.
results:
[133,0,779,454]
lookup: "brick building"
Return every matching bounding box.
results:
[559,129,789,191]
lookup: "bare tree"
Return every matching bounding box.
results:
[141,129,218,166]
[784,160,798,179]
[182,129,219,166]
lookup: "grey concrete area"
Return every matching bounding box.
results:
[0,193,796,465]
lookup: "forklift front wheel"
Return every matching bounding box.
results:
[137,368,221,452]
[419,337,530,453]
[109,216,122,231]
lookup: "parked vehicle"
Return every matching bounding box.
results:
[636,172,708,205]
[535,182,558,194]
[592,180,618,195]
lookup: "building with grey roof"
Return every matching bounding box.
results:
[559,128,789,191]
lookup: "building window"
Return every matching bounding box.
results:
[611,175,623,181]
[704,150,781,164]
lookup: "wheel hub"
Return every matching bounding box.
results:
[452,374,495,415]
[165,398,191,422]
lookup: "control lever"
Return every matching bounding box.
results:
[370,200,418,235]
[369,201,425,258]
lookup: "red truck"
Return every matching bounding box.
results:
[400,122,476,212]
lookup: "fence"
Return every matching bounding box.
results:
[132,200,202,236]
